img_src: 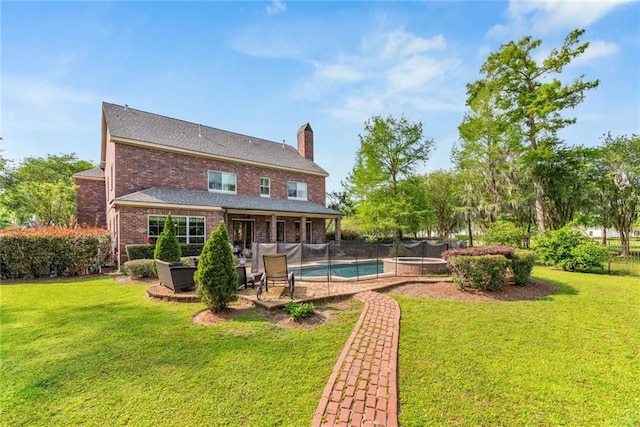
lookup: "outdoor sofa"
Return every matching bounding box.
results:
[156,259,196,292]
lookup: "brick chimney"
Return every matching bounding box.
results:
[297,123,314,161]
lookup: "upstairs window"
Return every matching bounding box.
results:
[260,178,270,197]
[208,171,236,193]
[287,181,307,200]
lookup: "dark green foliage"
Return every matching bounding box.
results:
[123,259,156,279]
[448,254,510,291]
[558,244,611,273]
[483,220,526,248]
[194,221,238,312]
[283,302,316,322]
[511,250,536,285]
[533,225,610,272]
[181,244,204,257]
[126,244,155,261]
[127,243,203,260]
[153,214,182,272]
[0,227,110,279]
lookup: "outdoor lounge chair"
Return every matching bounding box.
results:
[257,254,294,299]
[156,259,196,292]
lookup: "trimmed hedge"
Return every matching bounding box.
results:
[123,259,156,279]
[0,226,111,279]
[511,249,536,285]
[442,246,514,260]
[126,243,205,261]
[447,254,510,291]
[443,246,535,290]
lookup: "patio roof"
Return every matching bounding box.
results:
[114,187,342,218]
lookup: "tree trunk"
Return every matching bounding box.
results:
[601,227,607,246]
[467,218,473,247]
[621,230,630,257]
[533,175,545,233]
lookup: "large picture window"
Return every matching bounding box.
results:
[287,181,307,200]
[208,171,236,193]
[148,215,205,244]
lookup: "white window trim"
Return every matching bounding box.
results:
[260,177,271,198]
[147,215,206,244]
[208,170,237,194]
[287,181,308,201]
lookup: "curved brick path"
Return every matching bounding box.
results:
[312,291,400,427]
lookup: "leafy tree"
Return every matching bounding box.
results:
[153,214,182,271]
[327,190,355,217]
[422,170,461,239]
[537,146,597,229]
[467,29,599,233]
[595,133,640,256]
[345,115,434,239]
[0,153,94,227]
[195,221,238,312]
[482,218,527,248]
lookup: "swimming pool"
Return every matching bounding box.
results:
[292,261,383,278]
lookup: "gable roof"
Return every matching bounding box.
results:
[102,102,328,176]
[72,167,105,181]
[114,187,342,218]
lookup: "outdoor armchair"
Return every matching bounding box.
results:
[257,254,294,299]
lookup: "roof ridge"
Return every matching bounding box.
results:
[102,101,291,148]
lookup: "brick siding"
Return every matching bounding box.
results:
[74,177,106,227]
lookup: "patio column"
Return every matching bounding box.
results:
[300,216,307,244]
[335,217,342,244]
[270,214,277,243]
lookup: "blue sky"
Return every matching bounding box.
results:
[2,1,639,194]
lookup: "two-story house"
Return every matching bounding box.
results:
[74,102,342,266]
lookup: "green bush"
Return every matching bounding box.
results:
[123,259,156,279]
[283,302,316,322]
[511,249,536,285]
[126,244,155,261]
[194,221,237,312]
[127,243,203,261]
[448,255,510,291]
[181,244,204,257]
[153,214,182,273]
[532,225,609,272]
[483,220,526,248]
[558,244,611,273]
[0,227,110,279]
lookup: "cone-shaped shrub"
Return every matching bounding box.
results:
[153,214,182,273]
[195,221,238,312]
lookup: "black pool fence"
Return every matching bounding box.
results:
[249,240,465,282]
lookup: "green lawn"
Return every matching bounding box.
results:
[1,278,361,426]
[2,269,639,426]
[396,267,640,426]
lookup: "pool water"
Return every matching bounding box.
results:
[293,261,383,278]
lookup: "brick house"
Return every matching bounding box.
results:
[74,102,342,266]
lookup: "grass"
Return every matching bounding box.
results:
[3,269,639,426]
[395,267,640,426]
[0,278,361,426]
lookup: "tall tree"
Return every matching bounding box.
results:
[0,153,94,227]
[468,29,599,233]
[422,170,462,239]
[596,134,640,256]
[345,115,434,239]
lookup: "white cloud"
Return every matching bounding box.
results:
[266,0,286,16]
[573,39,620,65]
[488,0,634,38]
[380,31,446,59]
[313,62,364,84]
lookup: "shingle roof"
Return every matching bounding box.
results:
[102,102,328,176]
[114,187,342,217]
[72,167,105,180]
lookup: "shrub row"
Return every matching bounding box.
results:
[444,246,536,291]
[126,243,205,261]
[0,227,111,279]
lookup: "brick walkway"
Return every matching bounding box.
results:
[312,291,400,427]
